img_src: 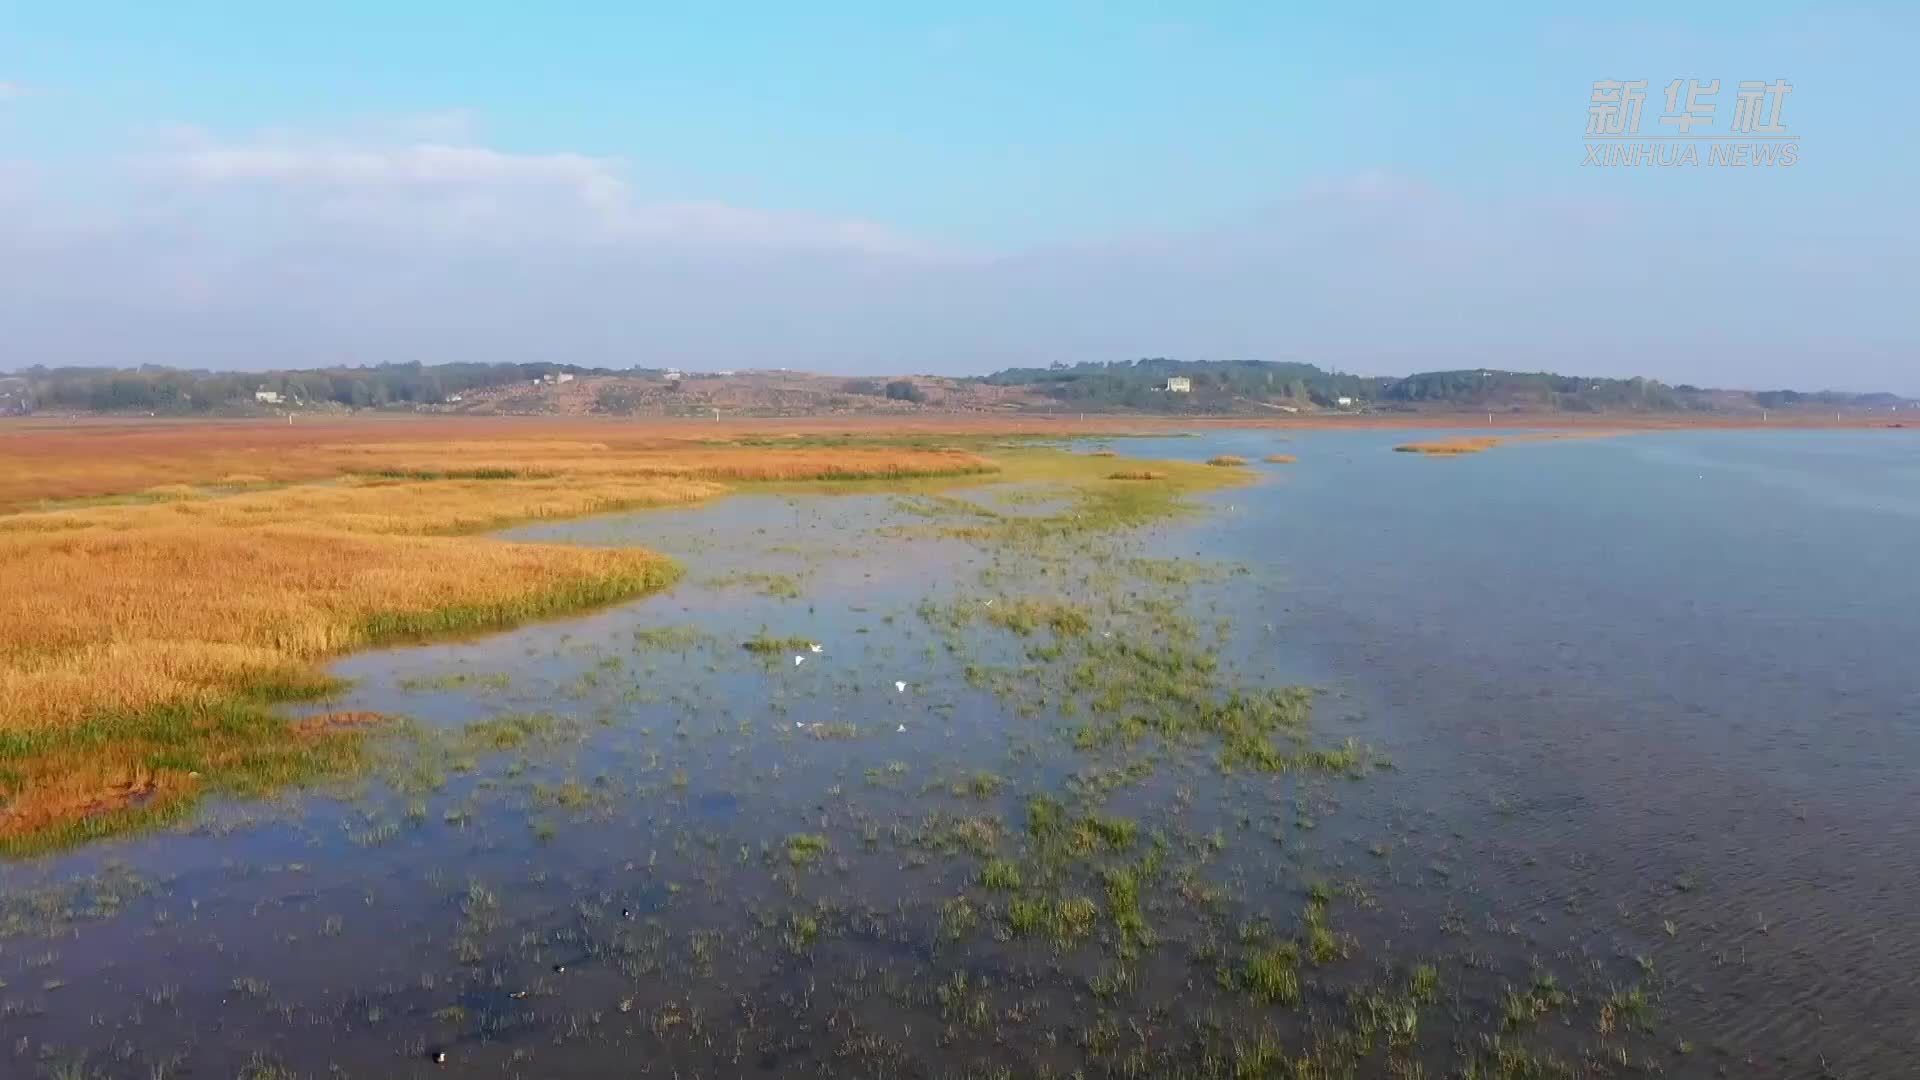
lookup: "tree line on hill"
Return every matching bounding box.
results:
[974,359,1907,414]
[1,362,619,414]
[0,358,1904,416]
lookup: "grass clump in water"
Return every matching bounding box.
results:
[1409,963,1440,1004]
[938,896,979,942]
[985,598,1092,638]
[707,570,806,599]
[632,625,708,650]
[1103,863,1153,949]
[1394,437,1500,456]
[397,671,512,693]
[1025,796,1137,856]
[1006,894,1100,946]
[784,833,831,867]
[979,858,1022,891]
[1499,973,1570,1028]
[1240,943,1302,1005]
[783,912,820,953]
[741,632,816,654]
[459,712,569,752]
[1205,455,1247,467]
[953,771,1006,799]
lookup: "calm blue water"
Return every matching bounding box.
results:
[1137,427,1920,1065]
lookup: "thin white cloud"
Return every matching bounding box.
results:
[147,130,938,258]
[169,141,613,189]
[0,81,33,101]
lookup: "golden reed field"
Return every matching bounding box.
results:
[0,416,1027,850]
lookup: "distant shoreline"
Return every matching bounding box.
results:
[0,409,1909,436]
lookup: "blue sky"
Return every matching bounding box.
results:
[2,3,1915,389]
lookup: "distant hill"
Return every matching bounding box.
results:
[977,359,1913,416]
[0,358,1909,418]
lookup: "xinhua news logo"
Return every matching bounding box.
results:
[1584,79,1797,167]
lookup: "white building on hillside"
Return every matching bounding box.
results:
[1165,376,1192,393]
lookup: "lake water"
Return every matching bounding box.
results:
[1160,428,1920,1071]
[1,428,1914,1077]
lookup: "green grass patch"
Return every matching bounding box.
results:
[784,833,831,867]
[705,570,806,599]
[458,712,571,753]
[741,632,816,654]
[1006,894,1100,946]
[979,858,1022,891]
[1240,943,1302,1005]
[985,598,1093,637]
[632,625,708,650]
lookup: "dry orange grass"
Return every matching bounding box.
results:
[1,475,730,539]
[0,417,1043,509]
[0,430,991,510]
[0,424,997,849]
[1392,431,1625,456]
[1393,437,1504,456]
[2,511,703,727]
[1263,454,1297,464]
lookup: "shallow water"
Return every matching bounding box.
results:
[2,429,1916,1076]
[1202,427,1920,1071]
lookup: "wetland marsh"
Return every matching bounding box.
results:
[1,427,1915,1077]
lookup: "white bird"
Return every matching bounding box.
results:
[894,681,907,693]
[808,643,823,654]
[982,599,994,607]
[896,724,907,733]
[796,722,804,729]
[793,655,805,666]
